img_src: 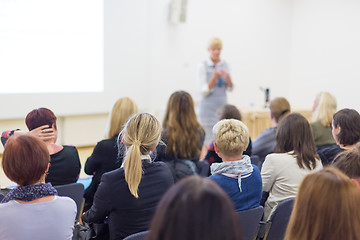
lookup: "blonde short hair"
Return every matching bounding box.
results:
[312,92,337,127]
[208,37,222,49]
[213,119,249,157]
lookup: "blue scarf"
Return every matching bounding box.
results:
[1,183,57,203]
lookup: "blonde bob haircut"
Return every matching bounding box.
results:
[213,119,249,157]
[285,167,360,240]
[208,37,222,50]
[120,113,162,198]
[107,97,138,139]
[311,92,337,127]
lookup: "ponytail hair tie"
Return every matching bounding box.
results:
[133,140,141,146]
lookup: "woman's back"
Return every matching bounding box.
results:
[261,152,322,219]
[46,145,81,186]
[83,161,173,239]
[0,196,76,240]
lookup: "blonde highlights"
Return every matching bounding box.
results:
[311,92,337,127]
[121,113,161,198]
[213,119,249,157]
[108,97,138,138]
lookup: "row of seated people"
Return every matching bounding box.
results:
[1,90,359,239]
[1,133,359,240]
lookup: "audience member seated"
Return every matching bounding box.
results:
[82,113,174,240]
[318,108,360,165]
[153,91,205,181]
[333,142,360,188]
[261,113,322,220]
[204,104,252,166]
[209,119,262,211]
[84,97,138,211]
[0,135,76,240]
[310,92,337,149]
[1,108,81,186]
[284,167,360,240]
[252,97,291,164]
[146,176,243,240]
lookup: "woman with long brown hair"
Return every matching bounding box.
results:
[285,167,360,240]
[261,113,323,219]
[154,91,205,181]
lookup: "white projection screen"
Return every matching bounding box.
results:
[0,0,104,93]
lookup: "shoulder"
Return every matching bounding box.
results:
[252,164,261,174]
[209,174,224,180]
[147,162,171,173]
[264,152,293,163]
[310,121,322,129]
[97,137,117,146]
[55,196,77,209]
[62,145,79,153]
[255,128,276,141]
[102,168,124,180]
[0,200,16,209]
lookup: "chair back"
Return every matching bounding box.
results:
[196,161,210,177]
[54,183,84,222]
[264,197,295,240]
[123,230,149,240]
[237,206,264,240]
[0,193,4,202]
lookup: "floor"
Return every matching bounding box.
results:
[0,146,95,188]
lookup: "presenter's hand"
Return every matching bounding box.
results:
[221,70,230,80]
[29,125,55,141]
[213,69,221,78]
[221,70,233,88]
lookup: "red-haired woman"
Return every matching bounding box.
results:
[1,108,81,186]
[0,135,76,240]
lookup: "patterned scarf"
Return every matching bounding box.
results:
[210,155,253,192]
[1,183,58,203]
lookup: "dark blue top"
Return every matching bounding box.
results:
[209,164,262,211]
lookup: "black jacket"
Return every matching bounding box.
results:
[82,161,174,240]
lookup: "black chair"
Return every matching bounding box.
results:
[123,230,149,240]
[237,206,264,240]
[197,161,210,177]
[54,183,84,222]
[261,198,295,240]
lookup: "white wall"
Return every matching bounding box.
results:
[289,0,360,111]
[1,0,359,130]
[145,0,293,114]
[0,0,293,119]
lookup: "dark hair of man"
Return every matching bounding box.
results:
[333,142,360,179]
[269,97,291,123]
[332,108,360,146]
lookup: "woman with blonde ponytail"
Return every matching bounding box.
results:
[82,113,174,240]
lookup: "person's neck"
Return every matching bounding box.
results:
[222,155,243,162]
[16,177,55,204]
[339,144,355,150]
[46,142,63,154]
